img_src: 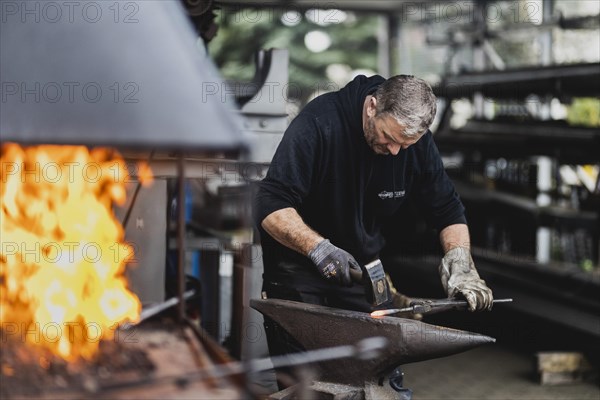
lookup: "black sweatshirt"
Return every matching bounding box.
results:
[255,75,466,283]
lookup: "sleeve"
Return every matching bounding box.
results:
[415,131,467,232]
[253,114,321,226]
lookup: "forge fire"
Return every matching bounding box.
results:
[0,143,152,361]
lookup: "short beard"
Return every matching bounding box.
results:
[365,117,389,155]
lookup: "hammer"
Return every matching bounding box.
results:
[349,259,389,307]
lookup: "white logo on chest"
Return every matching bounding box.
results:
[378,190,405,199]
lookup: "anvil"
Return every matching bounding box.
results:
[251,298,495,385]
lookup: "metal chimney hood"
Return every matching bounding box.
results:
[1,1,246,153]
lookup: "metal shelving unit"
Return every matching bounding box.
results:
[386,0,600,347]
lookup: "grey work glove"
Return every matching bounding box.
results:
[439,247,493,311]
[308,239,361,287]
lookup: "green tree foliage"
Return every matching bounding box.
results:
[208,8,378,104]
[567,98,600,128]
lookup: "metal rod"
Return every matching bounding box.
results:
[373,298,513,316]
[140,290,195,322]
[122,150,156,228]
[250,336,388,372]
[118,291,195,330]
[177,153,186,322]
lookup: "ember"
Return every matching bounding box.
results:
[0,143,152,361]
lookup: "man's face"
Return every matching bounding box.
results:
[363,112,421,156]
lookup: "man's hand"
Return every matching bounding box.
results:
[439,247,493,311]
[308,239,361,286]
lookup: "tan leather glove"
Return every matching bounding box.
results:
[439,247,493,311]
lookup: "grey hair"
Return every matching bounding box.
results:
[373,75,437,138]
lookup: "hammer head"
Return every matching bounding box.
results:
[361,259,389,306]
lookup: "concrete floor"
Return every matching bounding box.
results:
[401,345,599,400]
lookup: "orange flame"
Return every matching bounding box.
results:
[0,143,151,361]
